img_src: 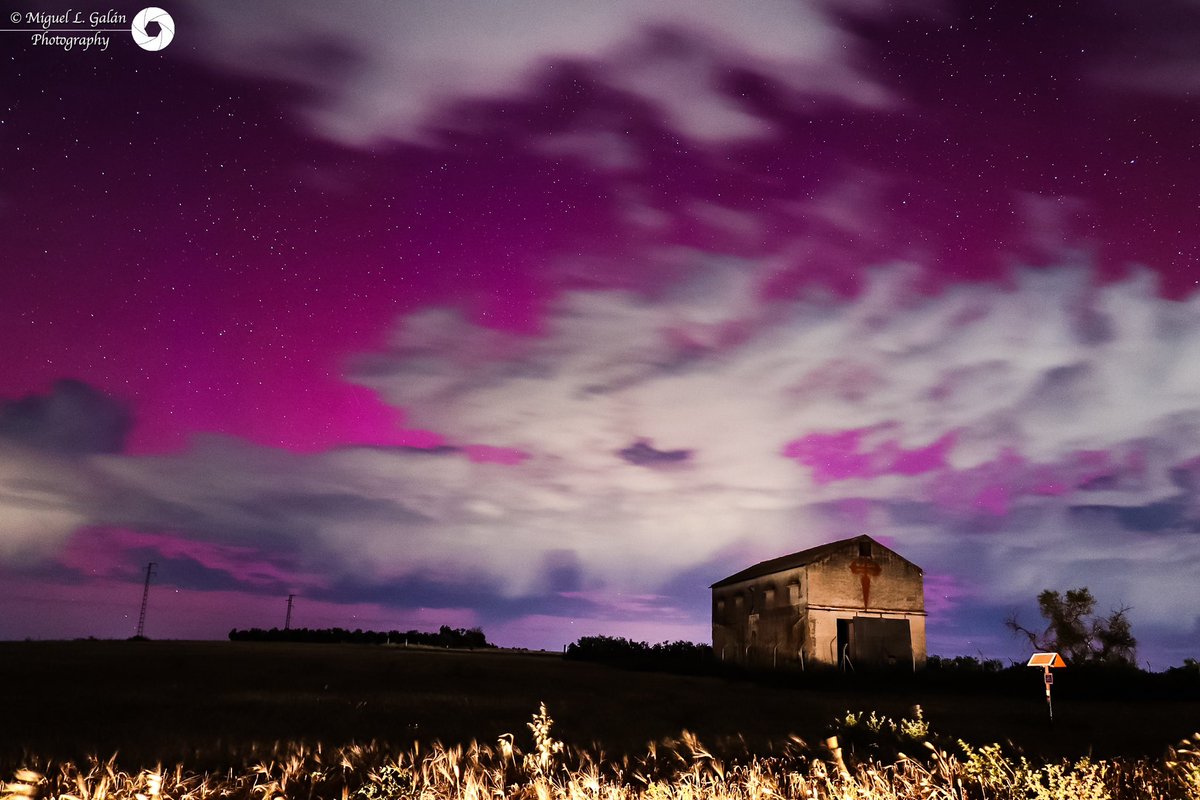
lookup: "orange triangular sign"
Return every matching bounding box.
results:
[1027,652,1066,667]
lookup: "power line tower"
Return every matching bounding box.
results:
[284,594,295,630]
[135,562,156,638]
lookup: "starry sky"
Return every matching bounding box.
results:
[1,0,1198,666]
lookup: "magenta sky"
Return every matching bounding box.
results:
[1,0,1198,666]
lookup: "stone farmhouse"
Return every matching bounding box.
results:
[711,534,926,670]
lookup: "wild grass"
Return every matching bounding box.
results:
[4,705,1198,800]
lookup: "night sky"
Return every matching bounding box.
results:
[2,0,1198,666]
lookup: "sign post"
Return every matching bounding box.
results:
[1026,652,1066,723]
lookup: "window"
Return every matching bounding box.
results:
[788,582,801,605]
[859,539,871,557]
[764,587,776,606]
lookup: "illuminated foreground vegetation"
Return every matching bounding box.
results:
[4,706,1199,800]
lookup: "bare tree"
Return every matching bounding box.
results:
[1006,587,1137,666]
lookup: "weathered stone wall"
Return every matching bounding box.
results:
[806,540,924,614]
[712,566,808,668]
[808,608,927,669]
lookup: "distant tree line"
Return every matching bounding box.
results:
[561,635,1197,700]
[228,625,494,648]
[924,654,1004,673]
[565,635,715,674]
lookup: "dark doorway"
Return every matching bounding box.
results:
[836,618,851,669]
[850,617,912,668]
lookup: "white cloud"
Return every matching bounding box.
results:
[189,0,894,147]
[0,443,92,560]
[4,261,1200,652]
[351,260,1200,632]
[361,263,1200,480]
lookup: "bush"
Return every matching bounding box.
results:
[564,636,714,674]
[227,625,495,648]
[925,654,1004,673]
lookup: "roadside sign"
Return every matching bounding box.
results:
[1027,652,1066,667]
[1027,652,1065,723]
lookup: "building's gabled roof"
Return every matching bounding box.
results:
[709,534,920,588]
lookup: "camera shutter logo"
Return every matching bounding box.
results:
[131,7,174,51]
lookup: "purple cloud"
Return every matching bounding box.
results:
[618,439,692,467]
[782,428,956,484]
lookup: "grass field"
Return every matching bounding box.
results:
[1,640,1197,770]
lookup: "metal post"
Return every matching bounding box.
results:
[284,594,295,630]
[825,736,849,777]
[135,562,156,638]
[1044,666,1054,724]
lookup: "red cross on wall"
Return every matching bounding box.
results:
[848,557,881,609]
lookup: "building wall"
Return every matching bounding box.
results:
[808,608,927,669]
[806,540,924,615]
[712,566,808,668]
[712,539,926,670]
